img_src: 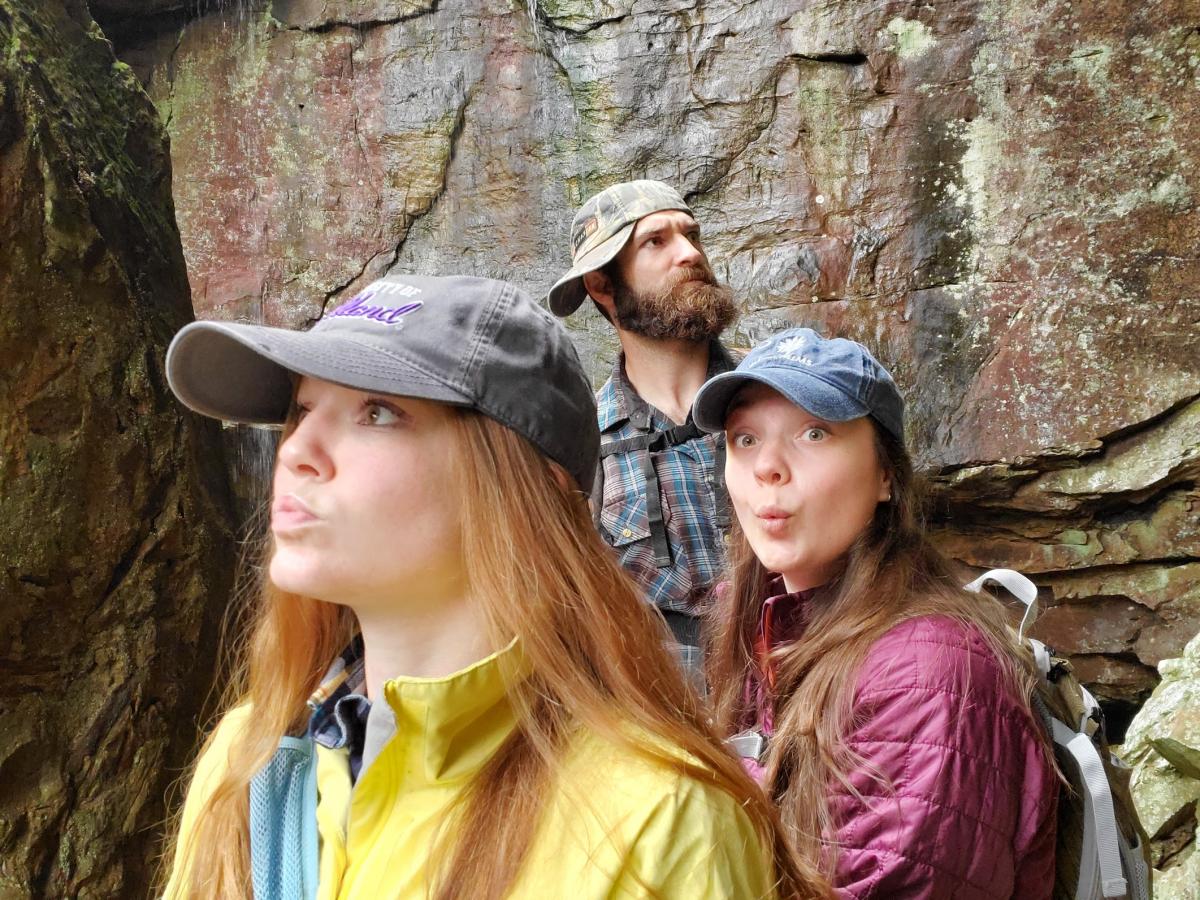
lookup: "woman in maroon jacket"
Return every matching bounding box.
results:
[694,327,1058,899]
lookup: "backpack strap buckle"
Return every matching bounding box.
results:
[727,729,768,762]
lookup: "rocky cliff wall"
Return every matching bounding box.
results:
[107,0,1200,724]
[0,1,236,894]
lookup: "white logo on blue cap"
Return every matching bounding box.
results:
[775,334,816,366]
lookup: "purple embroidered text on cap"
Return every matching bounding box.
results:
[326,279,424,327]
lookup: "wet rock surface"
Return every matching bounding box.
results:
[0,1,236,895]
[1124,631,1200,897]
[109,0,1199,714]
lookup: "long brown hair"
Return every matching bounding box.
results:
[707,423,1048,873]
[161,407,831,899]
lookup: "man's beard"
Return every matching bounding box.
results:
[610,265,738,342]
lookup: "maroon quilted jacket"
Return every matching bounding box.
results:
[745,586,1058,899]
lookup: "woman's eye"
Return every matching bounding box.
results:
[731,433,756,449]
[804,427,828,442]
[365,402,402,426]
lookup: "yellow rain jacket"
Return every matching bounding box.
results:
[167,646,776,899]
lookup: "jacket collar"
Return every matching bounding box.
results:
[755,577,817,688]
[308,639,527,787]
[597,340,735,433]
[743,578,819,734]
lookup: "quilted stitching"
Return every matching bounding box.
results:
[827,616,1058,899]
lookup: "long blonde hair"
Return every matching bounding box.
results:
[161,406,831,899]
[707,423,1049,873]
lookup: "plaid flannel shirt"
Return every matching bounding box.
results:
[593,343,735,629]
[305,636,371,780]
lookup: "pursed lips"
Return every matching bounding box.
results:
[754,505,793,536]
[271,494,319,531]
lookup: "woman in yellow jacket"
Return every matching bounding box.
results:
[160,275,829,900]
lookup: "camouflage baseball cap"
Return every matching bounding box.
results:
[547,179,693,317]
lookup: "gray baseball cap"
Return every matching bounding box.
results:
[167,275,600,489]
[693,327,905,442]
[547,180,693,317]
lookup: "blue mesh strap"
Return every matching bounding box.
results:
[249,737,319,900]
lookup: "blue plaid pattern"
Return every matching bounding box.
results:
[305,636,371,779]
[594,344,734,618]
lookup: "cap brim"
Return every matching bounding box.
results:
[693,368,871,433]
[166,320,472,423]
[546,221,637,316]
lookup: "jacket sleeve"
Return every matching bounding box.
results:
[826,618,1057,900]
[161,706,252,899]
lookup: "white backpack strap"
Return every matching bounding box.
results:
[727,730,767,762]
[1027,638,1053,679]
[1049,719,1128,899]
[963,568,1039,640]
[1026,637,1101,730]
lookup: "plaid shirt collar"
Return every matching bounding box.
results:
[304,635,368,748]
[597,340,735,433]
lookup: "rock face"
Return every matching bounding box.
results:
[1123,630,1200,897]
[0,1,236,895]
[112,0,1199,719]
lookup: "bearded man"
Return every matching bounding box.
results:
[548,180,738,673]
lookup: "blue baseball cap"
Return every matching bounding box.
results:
[692,327,905,441]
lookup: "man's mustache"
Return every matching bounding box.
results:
[668,265,717,288]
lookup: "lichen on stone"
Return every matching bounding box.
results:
[885,17,936,60]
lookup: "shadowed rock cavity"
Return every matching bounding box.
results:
[0,0,236,894]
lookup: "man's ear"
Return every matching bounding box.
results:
[582,270,617,320]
